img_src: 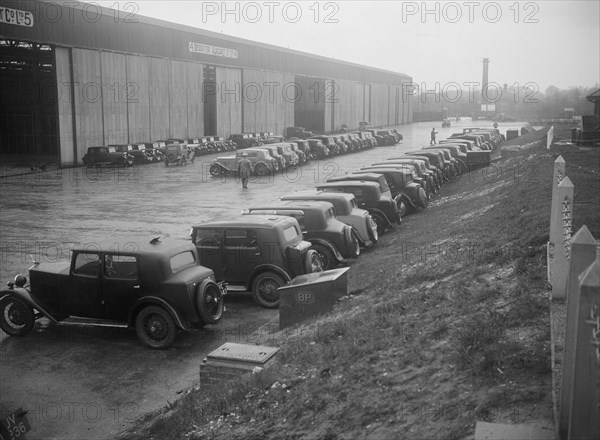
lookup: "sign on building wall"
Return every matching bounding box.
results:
[0,6,34,27]
[188,42,238,59]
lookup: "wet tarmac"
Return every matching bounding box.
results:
[0,120,527,439]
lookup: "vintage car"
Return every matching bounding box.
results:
[357,131,377,148]
[405,150,455,181]
[420,148,461,178]
[285,126,314,139]
[311,136,339,155]
[279,191,378,247]
[330,135,349,154]
[0,239,225,349]
[307,139,329,159]
[423,145,468,174]
[164,143,195,166]
[243,201,360,270]
[253,145,286,169]
[315,180,401,234]
[375,158,439,193]
[210,148,279,176]
[390,129,404,142]
[110,144,154,165]
[191,216,323,308]
[288,139,312,162]
[260,132,285,144]
[134,143,164,162]
[82,146,135,168]
[357,167,429,214]
[271,143,300,167]
[288,142,308,164]
[403,155,444,187]
[228,134,262,149]
[442,119,452,127]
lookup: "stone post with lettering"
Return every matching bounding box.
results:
[550,176,574,301]
[546,125,554,149]
[558,226,598,438]
[548,156,566,286]
[567,258,600,440]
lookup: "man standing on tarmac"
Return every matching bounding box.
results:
[238,152,253,189]
[430,127,438,145]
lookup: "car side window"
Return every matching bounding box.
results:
[225,229,257,247]
[194,228,221,247]
[73,253,101,277]
[104,255,138,280]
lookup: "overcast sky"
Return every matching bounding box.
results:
[92,1,599,92]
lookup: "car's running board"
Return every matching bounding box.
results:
[224,285,248,292]
[59,317,129,328]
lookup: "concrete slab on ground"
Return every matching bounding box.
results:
[474,421,555,440]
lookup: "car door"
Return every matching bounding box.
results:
[193,228,224,280]
[223,229,260,284]
[62,251,104,318]
[101,254,141,322]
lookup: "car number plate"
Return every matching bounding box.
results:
[0,408,31,440]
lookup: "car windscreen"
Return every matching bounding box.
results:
[170,251,196,273]
[283,225,300,242]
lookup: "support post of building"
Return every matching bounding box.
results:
[558,226,598,438]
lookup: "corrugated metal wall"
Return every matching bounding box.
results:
[126,55,150,142]
[55,47,74,164]
[215,66,242,138]
[242,69,294,135]
[186,62,204,137]
[72,48,104,159]
[169,60,188,137]
[148,57,170,140]
[101,51,128,144]
[369,83,389,128]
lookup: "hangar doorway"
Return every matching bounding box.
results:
[0,39,59,163]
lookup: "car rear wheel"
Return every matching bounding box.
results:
[135,305,176,349]
[196,282,223,325]
[252,272,284,309]
[311,243,337,270]
[0,296,34,337]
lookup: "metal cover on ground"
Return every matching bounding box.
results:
[206,343,279,366]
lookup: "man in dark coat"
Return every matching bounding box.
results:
[238,152,253,188]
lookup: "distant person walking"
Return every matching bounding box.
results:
[493,121,498,128]
[430,128,438,145]
[238,152,253,189]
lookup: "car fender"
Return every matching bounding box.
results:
[351,226,366,247]
[129,296,191,331]
[248,265,292,290]
[308,238,345,262]
[212,162,234,173]
[367,208,392,227]
[396,192,417,209]
[0,288,59,324]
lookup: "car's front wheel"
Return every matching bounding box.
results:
[255,163,269,176]
[0,296,35,337]
[311,243,337,270]
[304,249,323,273]
[135,305,176,349]
[252,272,284,309]
[209,164,222,176]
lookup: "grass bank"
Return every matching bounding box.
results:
[123,127,600,440]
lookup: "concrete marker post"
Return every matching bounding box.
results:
[551,176,574,301]
[567,259,600,440]
[558,226,598,438]
[546,125,554,149]
[548,156,566,287]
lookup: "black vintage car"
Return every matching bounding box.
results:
[228,134,262,149]
[243,201,360,270]
[0,240,225,349]
[82,146,135,167]
[316,180,401,234]
[191,216,323,308]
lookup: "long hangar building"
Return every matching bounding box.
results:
[0,0,413,167]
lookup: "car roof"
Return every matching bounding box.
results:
[249,201,334,212]
[193,215,299,229]
[281,190,355,202]
[317,180,380,188]
[72,239,195,256]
